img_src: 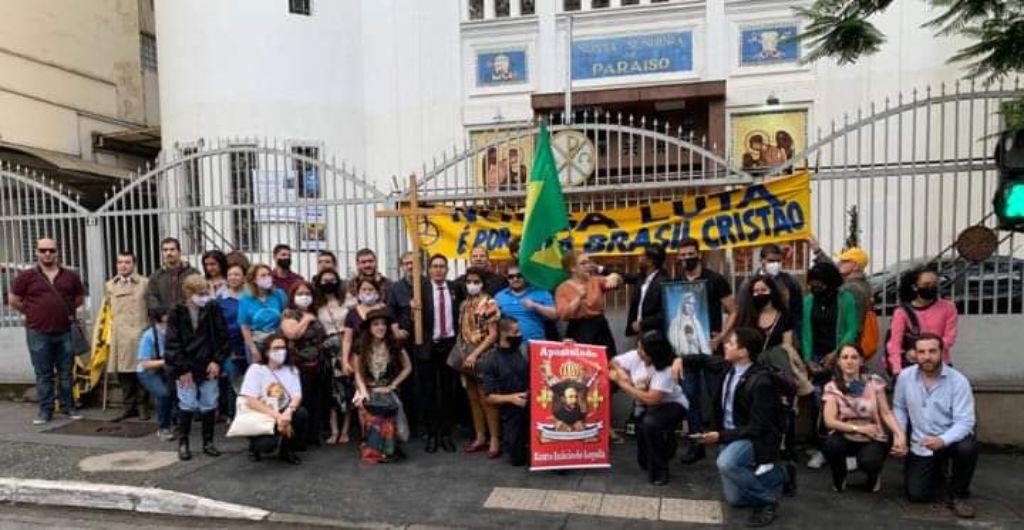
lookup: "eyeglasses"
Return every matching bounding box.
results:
[507,273,523,280]
[37,248,57,254]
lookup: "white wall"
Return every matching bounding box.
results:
[155,0,464,191]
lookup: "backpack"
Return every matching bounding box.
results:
[859,303,880,360]
[882,303,921,374]
[757,344,803,408]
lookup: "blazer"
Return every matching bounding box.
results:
[713,363,784,464]
[624,269,668,337]
[419,279,463,358]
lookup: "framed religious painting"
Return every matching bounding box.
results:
[739,24,800,67]
[662,281,713,356]
[469,129,534,193]
[729,109,808,173]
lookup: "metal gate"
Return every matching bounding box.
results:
[403,79,1024,318]
[0,141,397,328]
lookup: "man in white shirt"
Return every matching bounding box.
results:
[417,254,461,454]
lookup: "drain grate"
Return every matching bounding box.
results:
[44,419,157,438]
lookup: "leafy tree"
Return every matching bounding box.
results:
[796,0,1024,84]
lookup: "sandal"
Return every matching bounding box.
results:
[326,433,340,445]
[463,440,487,453]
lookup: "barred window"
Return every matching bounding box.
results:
[140,34,157,72]
[230,150,259,251]
[521,0,535,15]
[496,0,510,17]
[564,0,581,10]
[592,0,610,8]
[468,0,484,20]
[291,145,321,199]
[289,0,311,16]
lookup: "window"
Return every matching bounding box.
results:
[621,0,640,4]
[521,0,535,15]
[650,0,669,3]
[291,145,321,199]
[140,33,157,72]
[468,0,484,20]
[564,0,581,11]
[230,150,259,251]
[592,0,610,8]
[288,0,311,16]
[496,0,510,17]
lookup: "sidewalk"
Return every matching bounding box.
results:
[1,401,1021,529]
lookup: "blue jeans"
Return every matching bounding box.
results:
[27,330,74,417]
[716,440,785,507]
[138,370,174,429]
[176,377,219,412]
[683,366,721,433]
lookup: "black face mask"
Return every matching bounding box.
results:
[682,257,700,271]
[505,336,523,352]
[752,294,771,309]
[917,286,938,301]
[276,258,292,271]
[318,282,337,294]
[809,283,827,295]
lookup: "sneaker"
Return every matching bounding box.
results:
[832,477,847,493]
[806,450,826,469]
[157,429,177,442]
[949,498,976,519]
[63,411,83,420]
[746,502,778,527]
[32,414,52,426]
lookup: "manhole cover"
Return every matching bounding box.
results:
[79,450,179,472]
[44,419,157,438]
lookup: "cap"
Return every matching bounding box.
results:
[837,247,869,269]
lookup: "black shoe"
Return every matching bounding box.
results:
[439,436,456,453]
[746,503,778,527]
[280,449,301,465]
[782,463,797,497]
[650,471,669,486]
[111,409,138,423]
[679,443,706,464]
[202,442,221,457]
[178,439,192,461]
[248,449,261,462]
[425,436,438,453]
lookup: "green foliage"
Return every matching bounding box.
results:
[845,205,860,249]
[796,0,1024,83]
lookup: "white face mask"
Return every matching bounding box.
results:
[191,294,211,307]
[466,282,482,296]
[358,293,379,305]
[269,348,287,365]
[764,262,782,277]
[256,277,273,290]
[294,294,313,309]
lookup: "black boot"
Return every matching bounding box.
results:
[177,411,193,461]
[201,411,221,457]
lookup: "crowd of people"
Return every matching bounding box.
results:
[9,234,979,527]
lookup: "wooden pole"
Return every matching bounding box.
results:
[408,173,424,346]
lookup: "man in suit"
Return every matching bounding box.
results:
[695,327,794,528]
[417,253,461,453]
[624,244,669,338]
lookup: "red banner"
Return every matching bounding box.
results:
[529,340,611,471]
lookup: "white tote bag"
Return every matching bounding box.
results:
[226,397,276,438]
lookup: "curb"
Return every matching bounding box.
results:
[0,477,269,521]
[0,477,457,529]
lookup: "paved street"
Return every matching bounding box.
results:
[1,401,1022,529]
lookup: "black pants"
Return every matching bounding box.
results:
[416,338,457,437]
[117,372,149,412]
[637,403,685,481]
[822,433,888,489]
[500,406,530,466]
[906,436,978,502]
[249,407,310,456]
[298,362,330,447]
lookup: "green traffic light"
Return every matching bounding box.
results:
[1006,182,1024,218]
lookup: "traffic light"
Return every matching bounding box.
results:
[994,129,1024,231]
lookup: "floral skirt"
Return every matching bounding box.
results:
[358,408,397,463]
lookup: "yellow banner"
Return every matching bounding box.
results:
[414,171,811,260]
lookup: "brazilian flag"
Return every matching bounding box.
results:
[519,122,570,291]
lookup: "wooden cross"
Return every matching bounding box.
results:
[375,173,449,346]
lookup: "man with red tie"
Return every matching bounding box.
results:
[417,254,461,453]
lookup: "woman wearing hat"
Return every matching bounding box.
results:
[353,309,412,463]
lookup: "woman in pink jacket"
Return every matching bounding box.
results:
[886,266,958,374]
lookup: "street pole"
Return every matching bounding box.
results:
[564,14,573,125]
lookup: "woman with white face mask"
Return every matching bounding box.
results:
[281,281,329,448]
[341,279,386,407]
[239,264,288,365]
[455,268,502,458]
[164,275,231,461]
[239,334,307,464]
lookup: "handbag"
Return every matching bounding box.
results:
[37,270,89,356]
[226,396,276,437]
[446,336,476,374]
[364,390,400,418]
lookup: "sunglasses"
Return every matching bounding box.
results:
[37,248,57,254]
[507,273,523,280]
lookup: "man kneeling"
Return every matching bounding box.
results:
[483,317,530,466]
[694,328,792,527]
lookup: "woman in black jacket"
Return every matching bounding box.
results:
[165,275,231,461]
